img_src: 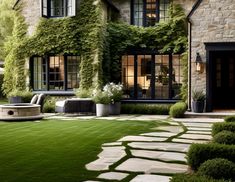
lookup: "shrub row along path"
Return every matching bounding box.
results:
[82,115,222,182]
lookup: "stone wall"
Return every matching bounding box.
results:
[19,0,41,36]
[190,0,235,93]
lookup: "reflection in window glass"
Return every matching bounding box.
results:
[33,57,47,90]
[67,56,80,89]
[50,0,64,17]
[121,54,183,100]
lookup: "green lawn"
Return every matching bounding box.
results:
[0,119,166,182]
[0,98,8,104]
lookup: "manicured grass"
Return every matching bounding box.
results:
[0,119,165,182]
[0,98,8,104]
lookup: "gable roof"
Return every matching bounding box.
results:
[187,0,203,19]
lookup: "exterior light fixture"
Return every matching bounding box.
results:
[195,52,204,73]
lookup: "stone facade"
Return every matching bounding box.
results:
[19,0,41,36]
[190,0,235,94]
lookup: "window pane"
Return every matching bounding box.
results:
[155,55,169,99]
[172,55,183,99]
[122,55,135,98]
[49,56,65,90]
[42,0,48,16]
[67,56,80,89]
[33,57,47,90]
[133,0,144,26]
[50,0,64,17]
[137,55,152,99]
[145,0,157,26]
[159,0,169,22]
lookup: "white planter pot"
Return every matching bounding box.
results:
[96,104,109,117]
[109,102,121,115]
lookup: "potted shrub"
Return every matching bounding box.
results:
[8,90,33,103]
[92,90,111,117]
[192,90,206,113]
[104,83,123,115]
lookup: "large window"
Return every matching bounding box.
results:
[31,55,80,91]
[42,0,76,17]
[122,54,183,100]
[132,0,170,26]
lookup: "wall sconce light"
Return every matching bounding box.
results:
[195,52,204,73]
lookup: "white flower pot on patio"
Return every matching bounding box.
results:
[109,102,121,115]
[96,104,109,117]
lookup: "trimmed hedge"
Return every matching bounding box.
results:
[213,130,235,145]
[171,174,228,182]
[197,158,235,181]
[42,97,56,113]
[169,102,187,118]
[212,122,235,136]
[121,104,171,115]
[224,115,235,123]
[187,143,235,170]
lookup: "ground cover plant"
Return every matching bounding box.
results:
[170,174,229,182]
[0,118,164,182]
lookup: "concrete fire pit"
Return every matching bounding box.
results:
[0,103,43,121]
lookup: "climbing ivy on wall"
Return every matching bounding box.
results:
[104,4,188,83]
[3,10,28,95]
[3,1,188,99]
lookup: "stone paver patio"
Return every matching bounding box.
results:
[45,114,222,182]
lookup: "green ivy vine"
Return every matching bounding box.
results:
[3,1,188,100]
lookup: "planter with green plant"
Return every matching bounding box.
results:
[92,90,111,117]
[192,90,206,113]
[103,83,123,115]
[8,90,33,103]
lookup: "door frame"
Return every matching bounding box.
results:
[205,42,235,112]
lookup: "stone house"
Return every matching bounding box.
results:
[13,0,235,111]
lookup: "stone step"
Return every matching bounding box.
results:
[184,111,235,119]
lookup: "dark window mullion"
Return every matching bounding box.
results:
[46,56,50,91]
[64,55,68,90]
[169,54,173,99]
[134,55,138,99]
[156,0,160,22]
[151,55,155,99]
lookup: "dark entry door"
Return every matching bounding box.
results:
[212,51,235,109]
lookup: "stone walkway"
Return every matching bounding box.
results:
[83,116,223,182]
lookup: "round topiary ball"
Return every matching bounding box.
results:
[213,130,235,145]
[197,158,235,181]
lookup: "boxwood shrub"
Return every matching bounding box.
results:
[212,122,235,136]
[42,97,56,113]
[213,130,235,145]
[121,104,171,115]
[224,115,235,122]
[169,102,187,118]
[187,143,235,170]
[197,158,235,181]
[171,174,228,182]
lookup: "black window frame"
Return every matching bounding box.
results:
[131,0,170,27]
[30,55,80,91]
[41,0,76,18]
[121,52,183,101]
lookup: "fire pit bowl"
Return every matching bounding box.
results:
[0,103,43,121]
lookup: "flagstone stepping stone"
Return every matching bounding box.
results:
[102,142,122,146]
[130,174,171,182]
[140,132,176,138]
[172,138,209,144]
[182,122,212,128]
[86,146,126,171]
[116,158,188,173]
[128,142,190,152]
[97,172,129,180]
[173,118,223,123]
[156,126,184,133]
[187,127,212,131]
[131,150,186,162]
[179,134,212,140]
[118,136,167,142]
[187,130,211,135]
